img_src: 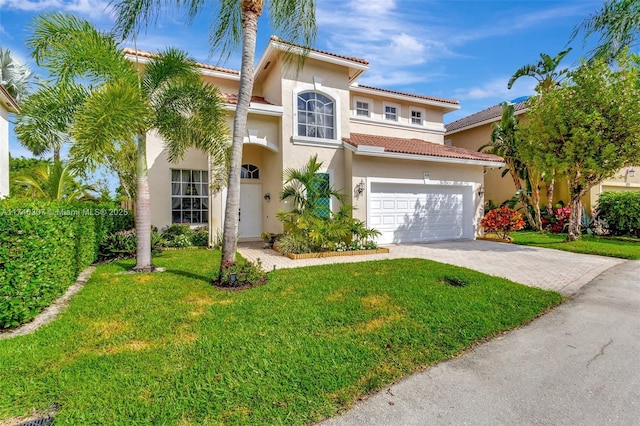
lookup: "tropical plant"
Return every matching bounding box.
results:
[507,49,572,95]
[24,13,229,272]
[0,47,33,103]
[479,103,541,231]
[522,54,640,240]
[112,0,317,280]
[570,0,640,62]
[11,160,96,201]
[597,191,640,237]
[480,206,525,240]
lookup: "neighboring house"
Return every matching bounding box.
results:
[445,100,640,211]
[0,84,19,199]
[128,37,503,245]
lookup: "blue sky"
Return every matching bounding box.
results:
[1,0,605,161]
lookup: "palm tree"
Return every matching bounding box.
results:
[0,47,33,103]
[570,0,640,62]
[15,82,86,162]
[26,13,229,272]
[507,49,572,95]
[113,0,317,274]
[12,160,96,201]
[480,103,541,231]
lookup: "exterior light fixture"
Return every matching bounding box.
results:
[629,168,636,178]
[355,179,365,197]
[478,185,485,197]
[264,193,271,201]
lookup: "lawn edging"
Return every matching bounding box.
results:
[285,247,390,260]
[0,265,96,339]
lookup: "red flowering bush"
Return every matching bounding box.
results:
[541,206,571,233]
[481,206,525,240]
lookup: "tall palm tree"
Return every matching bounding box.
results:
[507,49,572,95]
[113,0,317,273]
[26,13,229,272]
[11,160,96,201]
[570,0,640,62]
[0,47,33,103]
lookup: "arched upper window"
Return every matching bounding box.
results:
[297,92,335,140]
[241,164,260,179]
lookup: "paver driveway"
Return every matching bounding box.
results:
[239,239,623,295]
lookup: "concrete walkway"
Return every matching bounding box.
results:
[239,240,623,296]
[321,260,640,425]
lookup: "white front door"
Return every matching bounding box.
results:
[239,183,262,239]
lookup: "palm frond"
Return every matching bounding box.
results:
[70,80,149,170]
[28,13,135,85]
[209,0,243,62]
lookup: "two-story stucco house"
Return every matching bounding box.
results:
[0,84,20,199]
[445,100,640,212]
[128,37,503,245]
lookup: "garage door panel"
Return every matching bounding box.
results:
[369,183,470,244]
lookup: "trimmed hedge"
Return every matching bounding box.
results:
[0,199,132,329]
[597,191,640,237]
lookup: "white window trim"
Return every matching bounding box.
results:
[383,101,401,122]
[170,168,209,226]
[353,96,373,118]
[292,84,341,148]
[410,106,426,126]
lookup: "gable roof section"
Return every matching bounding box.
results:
[269,36,369,65]
[445,99,528,134]
[0,84,19,112]
[122,48,240,80]
[343,133,504,166]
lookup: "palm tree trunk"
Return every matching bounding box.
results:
[221,2,262,266]
[509,166,537,230]
[133,133,154,272]
[53,147,60,163]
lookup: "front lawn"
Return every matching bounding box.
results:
[511,231,640,259]
[0,250,561,425]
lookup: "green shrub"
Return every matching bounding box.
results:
[99,229,166,261]
[161,224,194,248]
[276,232,314,254]
[214,258,267,288]
[190,226,209,247]
[0,199,109,329]
[597,191,640,237]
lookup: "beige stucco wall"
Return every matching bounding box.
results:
[350,155,485,237]
[146,130,209,229]
[0,105,9,198]
[349,92,446,143]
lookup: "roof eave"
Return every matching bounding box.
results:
[343,142,504,167]
[0,85,19,113]
[445,107,529,135]
[123,52,241,81]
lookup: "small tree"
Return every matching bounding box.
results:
[523,53,640,240]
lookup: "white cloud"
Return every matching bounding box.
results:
[453,76,536,101]
[0,0,112,20]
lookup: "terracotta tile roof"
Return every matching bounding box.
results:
[122,48,240,76]
[221,93,272,105]
[445,99,529,133]
[0,84,19,111]
[270,36,369,65]
[355,84,459,106]
[343,133,503,163]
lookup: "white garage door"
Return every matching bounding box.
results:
[369,182,472,244]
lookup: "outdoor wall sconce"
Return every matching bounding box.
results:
[478,185,485,197]
[627,168,636,178]
[355,179,365,197]
[264,193,271,201]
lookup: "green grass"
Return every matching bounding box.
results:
[0,250,562,425]
[511,231,640,259]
